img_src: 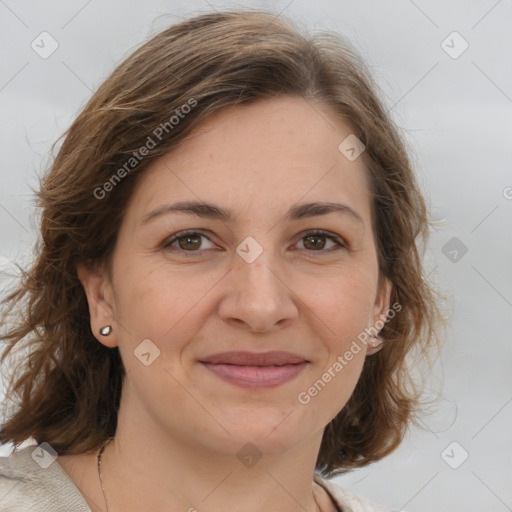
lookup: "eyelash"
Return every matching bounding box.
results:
[161,229,347,256]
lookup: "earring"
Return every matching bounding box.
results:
[99,325,112,336]
[367,334,383,349]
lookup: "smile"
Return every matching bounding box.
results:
[200,361,308,388]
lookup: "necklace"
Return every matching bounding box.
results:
[97,439,322,512]
[97,438,112,512]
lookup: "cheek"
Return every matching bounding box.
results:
[294,268,375,415]
[297,266,377,342]
[298,280,370,424]
[112,258,223,348]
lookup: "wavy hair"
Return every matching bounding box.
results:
[0,9,442,476]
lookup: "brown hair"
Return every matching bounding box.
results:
[0,8,442,476]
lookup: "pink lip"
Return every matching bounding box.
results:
[199,351,309,388]
[201,362,308,388]
[200,351,307,366]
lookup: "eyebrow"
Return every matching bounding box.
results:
[141,200,364,226]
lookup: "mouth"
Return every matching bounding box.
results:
[199,351,309,388]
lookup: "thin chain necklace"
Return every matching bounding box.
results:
[96,438,112,512]
[96,438,322,512]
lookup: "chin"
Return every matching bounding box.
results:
[219,410,314,452]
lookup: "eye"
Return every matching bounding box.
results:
[161,229,346,255]
[162,230,215,254]
[295,230,346,253]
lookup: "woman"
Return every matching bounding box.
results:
[0,9,441,512]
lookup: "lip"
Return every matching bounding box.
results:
[199,351,309,388]
[200,351,308,366]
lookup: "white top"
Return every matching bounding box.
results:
[0,446,393,511]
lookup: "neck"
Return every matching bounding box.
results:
[99,396,327,512]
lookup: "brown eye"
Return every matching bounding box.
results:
[303,234,328,250]
[177,234,202,250]
[162,231,214,253]
[297,230,345,252]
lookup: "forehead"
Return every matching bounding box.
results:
[126,96,372,226]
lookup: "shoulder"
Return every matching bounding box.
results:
[0,444,91,512]
[314,473,394,512]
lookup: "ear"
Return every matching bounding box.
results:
[367,277,393,355]
[77,262,118,348]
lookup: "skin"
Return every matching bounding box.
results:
[59,95,391,512]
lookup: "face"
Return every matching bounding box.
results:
[79,95,391,459]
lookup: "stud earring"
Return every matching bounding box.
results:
[99,325,112,336]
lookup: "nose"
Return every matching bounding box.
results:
[217,252,299,333]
